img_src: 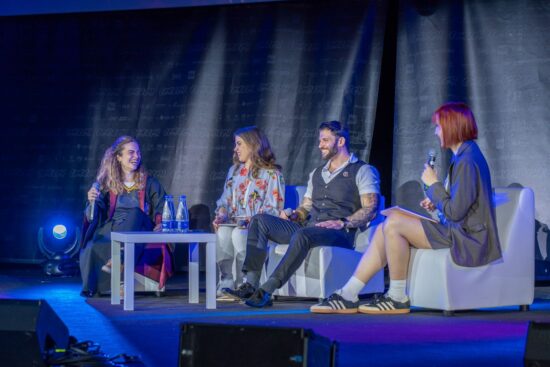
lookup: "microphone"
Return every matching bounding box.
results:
[90,182,100,221]
[283,208,301,222]
[427,149,436,169]
[423,149,437,191]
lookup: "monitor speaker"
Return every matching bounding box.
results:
[525,321,550,367]
[178,322,337,367]
[0,299,69,367]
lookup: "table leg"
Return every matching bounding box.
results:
[206,240,216,309]
[111,240,121,305]
[189,242,199,303]
[123,242,135,311]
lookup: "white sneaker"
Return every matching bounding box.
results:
[101,259,113,274]
[217,279,235,301]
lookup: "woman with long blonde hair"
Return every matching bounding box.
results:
[213,126,285,298]
[80,136,172,297]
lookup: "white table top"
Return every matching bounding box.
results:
[111,231,216,242]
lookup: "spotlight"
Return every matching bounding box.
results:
[52,225,68,240]
[38,218,80,276]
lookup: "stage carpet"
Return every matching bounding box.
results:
[1,266,549,366]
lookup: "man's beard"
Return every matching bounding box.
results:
[321,142,338,161]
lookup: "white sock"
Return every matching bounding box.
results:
[387,279,408,302]
[337,276,365,302]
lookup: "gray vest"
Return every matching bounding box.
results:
[309,160,365,224]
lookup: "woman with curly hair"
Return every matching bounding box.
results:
[80,136,172,297]
[213,126,285,298]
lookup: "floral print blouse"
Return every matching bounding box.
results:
[216,164,285,219]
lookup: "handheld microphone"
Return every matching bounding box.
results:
[285,208,303,222]
[284,208,303,222]
[90,182,100,221]
[283,208,293,218]
[423,149,437,191]
[427,149,436,169]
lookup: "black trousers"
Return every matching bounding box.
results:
[242,214,356,292]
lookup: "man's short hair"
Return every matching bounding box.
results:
[318,121,350,149]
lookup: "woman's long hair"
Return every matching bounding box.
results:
[232,126,281,178]
[96,136,147,195]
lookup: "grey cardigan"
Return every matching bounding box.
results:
[426,140,502,267]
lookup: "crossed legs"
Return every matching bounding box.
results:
[312,211,432,314]
[354,211,431,284]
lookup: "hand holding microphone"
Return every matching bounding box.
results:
[421,149,438,190]
[281,208,300,222]
[427,149,436,168]
[88,182,100,221]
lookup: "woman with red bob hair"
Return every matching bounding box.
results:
[311,102,502,315]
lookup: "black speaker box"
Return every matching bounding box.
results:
[525,321,550,367]
[0,299,69,367]
[179,323,337,367]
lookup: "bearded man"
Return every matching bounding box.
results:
[222,120,381,308]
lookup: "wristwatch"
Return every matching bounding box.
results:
[339,217,349,229]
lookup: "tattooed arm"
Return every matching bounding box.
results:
[344,193,379,228]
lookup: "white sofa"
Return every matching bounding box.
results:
[264,185,385,299]
[407,187,535,314]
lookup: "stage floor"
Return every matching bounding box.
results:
[1,265,549,366]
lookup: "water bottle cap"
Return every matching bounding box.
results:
[179,195,187,199]
[164,195,173,199]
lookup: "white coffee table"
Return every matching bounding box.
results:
[110,231,217,311]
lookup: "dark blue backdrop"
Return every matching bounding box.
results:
[0,0,389,262]
[0,0,548,277]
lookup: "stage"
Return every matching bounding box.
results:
[1,265,549,366]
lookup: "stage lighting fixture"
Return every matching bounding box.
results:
[38,218,80,276]
[52,224,68,239]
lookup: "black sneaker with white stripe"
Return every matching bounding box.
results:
[310,293,359,314]
[358,294,410,315]
[221,282,255,301]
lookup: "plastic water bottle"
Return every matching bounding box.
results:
[162,195,175,232]
[176,195,189,233]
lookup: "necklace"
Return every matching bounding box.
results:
[123,182,139,193]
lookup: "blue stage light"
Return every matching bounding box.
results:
[38,217,80,276]
[52,224,67,240]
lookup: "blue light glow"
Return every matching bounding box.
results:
[52,225,67,240]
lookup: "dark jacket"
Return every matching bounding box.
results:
[426,140,502,267]
[81,175,165,247]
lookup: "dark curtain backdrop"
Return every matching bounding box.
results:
[393,0,550,269]
[0,1,389,262]
[1,0,549,267]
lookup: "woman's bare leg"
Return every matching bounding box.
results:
[311,225,387,312]
[353,212,433,314]
[322,213,431,302]
[383,212,431,280]
[351,224,387,283]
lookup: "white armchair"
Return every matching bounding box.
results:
[407,186,535,314]
[264,186,385,299]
